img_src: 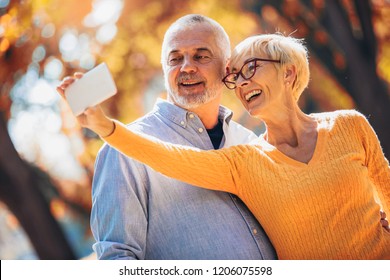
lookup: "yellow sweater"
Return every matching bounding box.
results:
[104,110,390,259]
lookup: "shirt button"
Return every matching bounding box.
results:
[189,114,194,119]
[180,121,185,126]
[198,128,204,133]
[253,229,258,235]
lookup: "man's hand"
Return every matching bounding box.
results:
[56,73,115,137]
[380,210,389,232]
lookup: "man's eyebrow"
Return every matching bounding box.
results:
[196,47,212,52]
[169,48,212,54]
[168,50,180,55]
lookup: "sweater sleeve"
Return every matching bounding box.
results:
[102,120,244,195]
[355,113,390,212]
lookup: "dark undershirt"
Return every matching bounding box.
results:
[206,119,224,149]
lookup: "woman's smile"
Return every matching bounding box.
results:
[244,89,263,102]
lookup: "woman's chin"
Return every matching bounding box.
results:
[246,105,263,118]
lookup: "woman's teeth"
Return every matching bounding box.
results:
[245,90,262,101]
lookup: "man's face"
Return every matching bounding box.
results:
[163,24,226,109]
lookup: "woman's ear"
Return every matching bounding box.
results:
[225,60,231,74]
[284,65,296,84]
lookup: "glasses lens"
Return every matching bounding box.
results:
[242,61,257,79]
[225,73,238,83]
[224,74,238,89]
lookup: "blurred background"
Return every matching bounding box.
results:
[0,0,389,259]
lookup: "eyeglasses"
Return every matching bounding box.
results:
[222,58,281,90]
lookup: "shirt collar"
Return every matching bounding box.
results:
[153,98,234,127]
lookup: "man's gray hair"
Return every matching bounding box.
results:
[161,14,231,66]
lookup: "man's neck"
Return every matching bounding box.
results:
[168,95,222,129]
[189,100,220,129]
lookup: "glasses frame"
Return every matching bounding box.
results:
[222,58,281,90]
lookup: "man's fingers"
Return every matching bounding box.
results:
[380,210,390,232]
[380,219,390,232]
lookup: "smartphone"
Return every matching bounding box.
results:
[65,62,117,116]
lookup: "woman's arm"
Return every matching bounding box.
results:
[103,120,243,195]
[57,75,244,195]
[356,113,390,211]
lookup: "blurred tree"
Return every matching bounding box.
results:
[0,111,75,259]
[0,0,93,259]
[1,0,388,259]
[243,0,390,156]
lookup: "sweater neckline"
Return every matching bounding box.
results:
[258,119,327,168]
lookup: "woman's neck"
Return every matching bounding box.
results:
[262,105,316,148]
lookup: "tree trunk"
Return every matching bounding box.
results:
[322,0,390,157]
[0,112,75,259]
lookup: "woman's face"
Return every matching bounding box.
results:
[230,54,285,118]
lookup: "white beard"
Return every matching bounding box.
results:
[166,77,221,109]
[169,88,219,109]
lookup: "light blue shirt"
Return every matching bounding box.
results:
[91,99,277,260]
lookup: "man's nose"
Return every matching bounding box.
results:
[180,57,197,73]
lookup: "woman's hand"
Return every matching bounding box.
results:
[56,73,115,137]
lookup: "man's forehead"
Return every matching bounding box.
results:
[168,45,212,55]
[166,25,216,51]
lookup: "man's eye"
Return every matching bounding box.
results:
[168,57,182,66]
[195,55,212,64]
[195,55,209,59]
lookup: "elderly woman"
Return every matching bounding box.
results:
[59,33,390,259]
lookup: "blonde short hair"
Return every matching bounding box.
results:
[230,33,310,101]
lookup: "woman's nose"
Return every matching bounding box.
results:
[236,74,249,88]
